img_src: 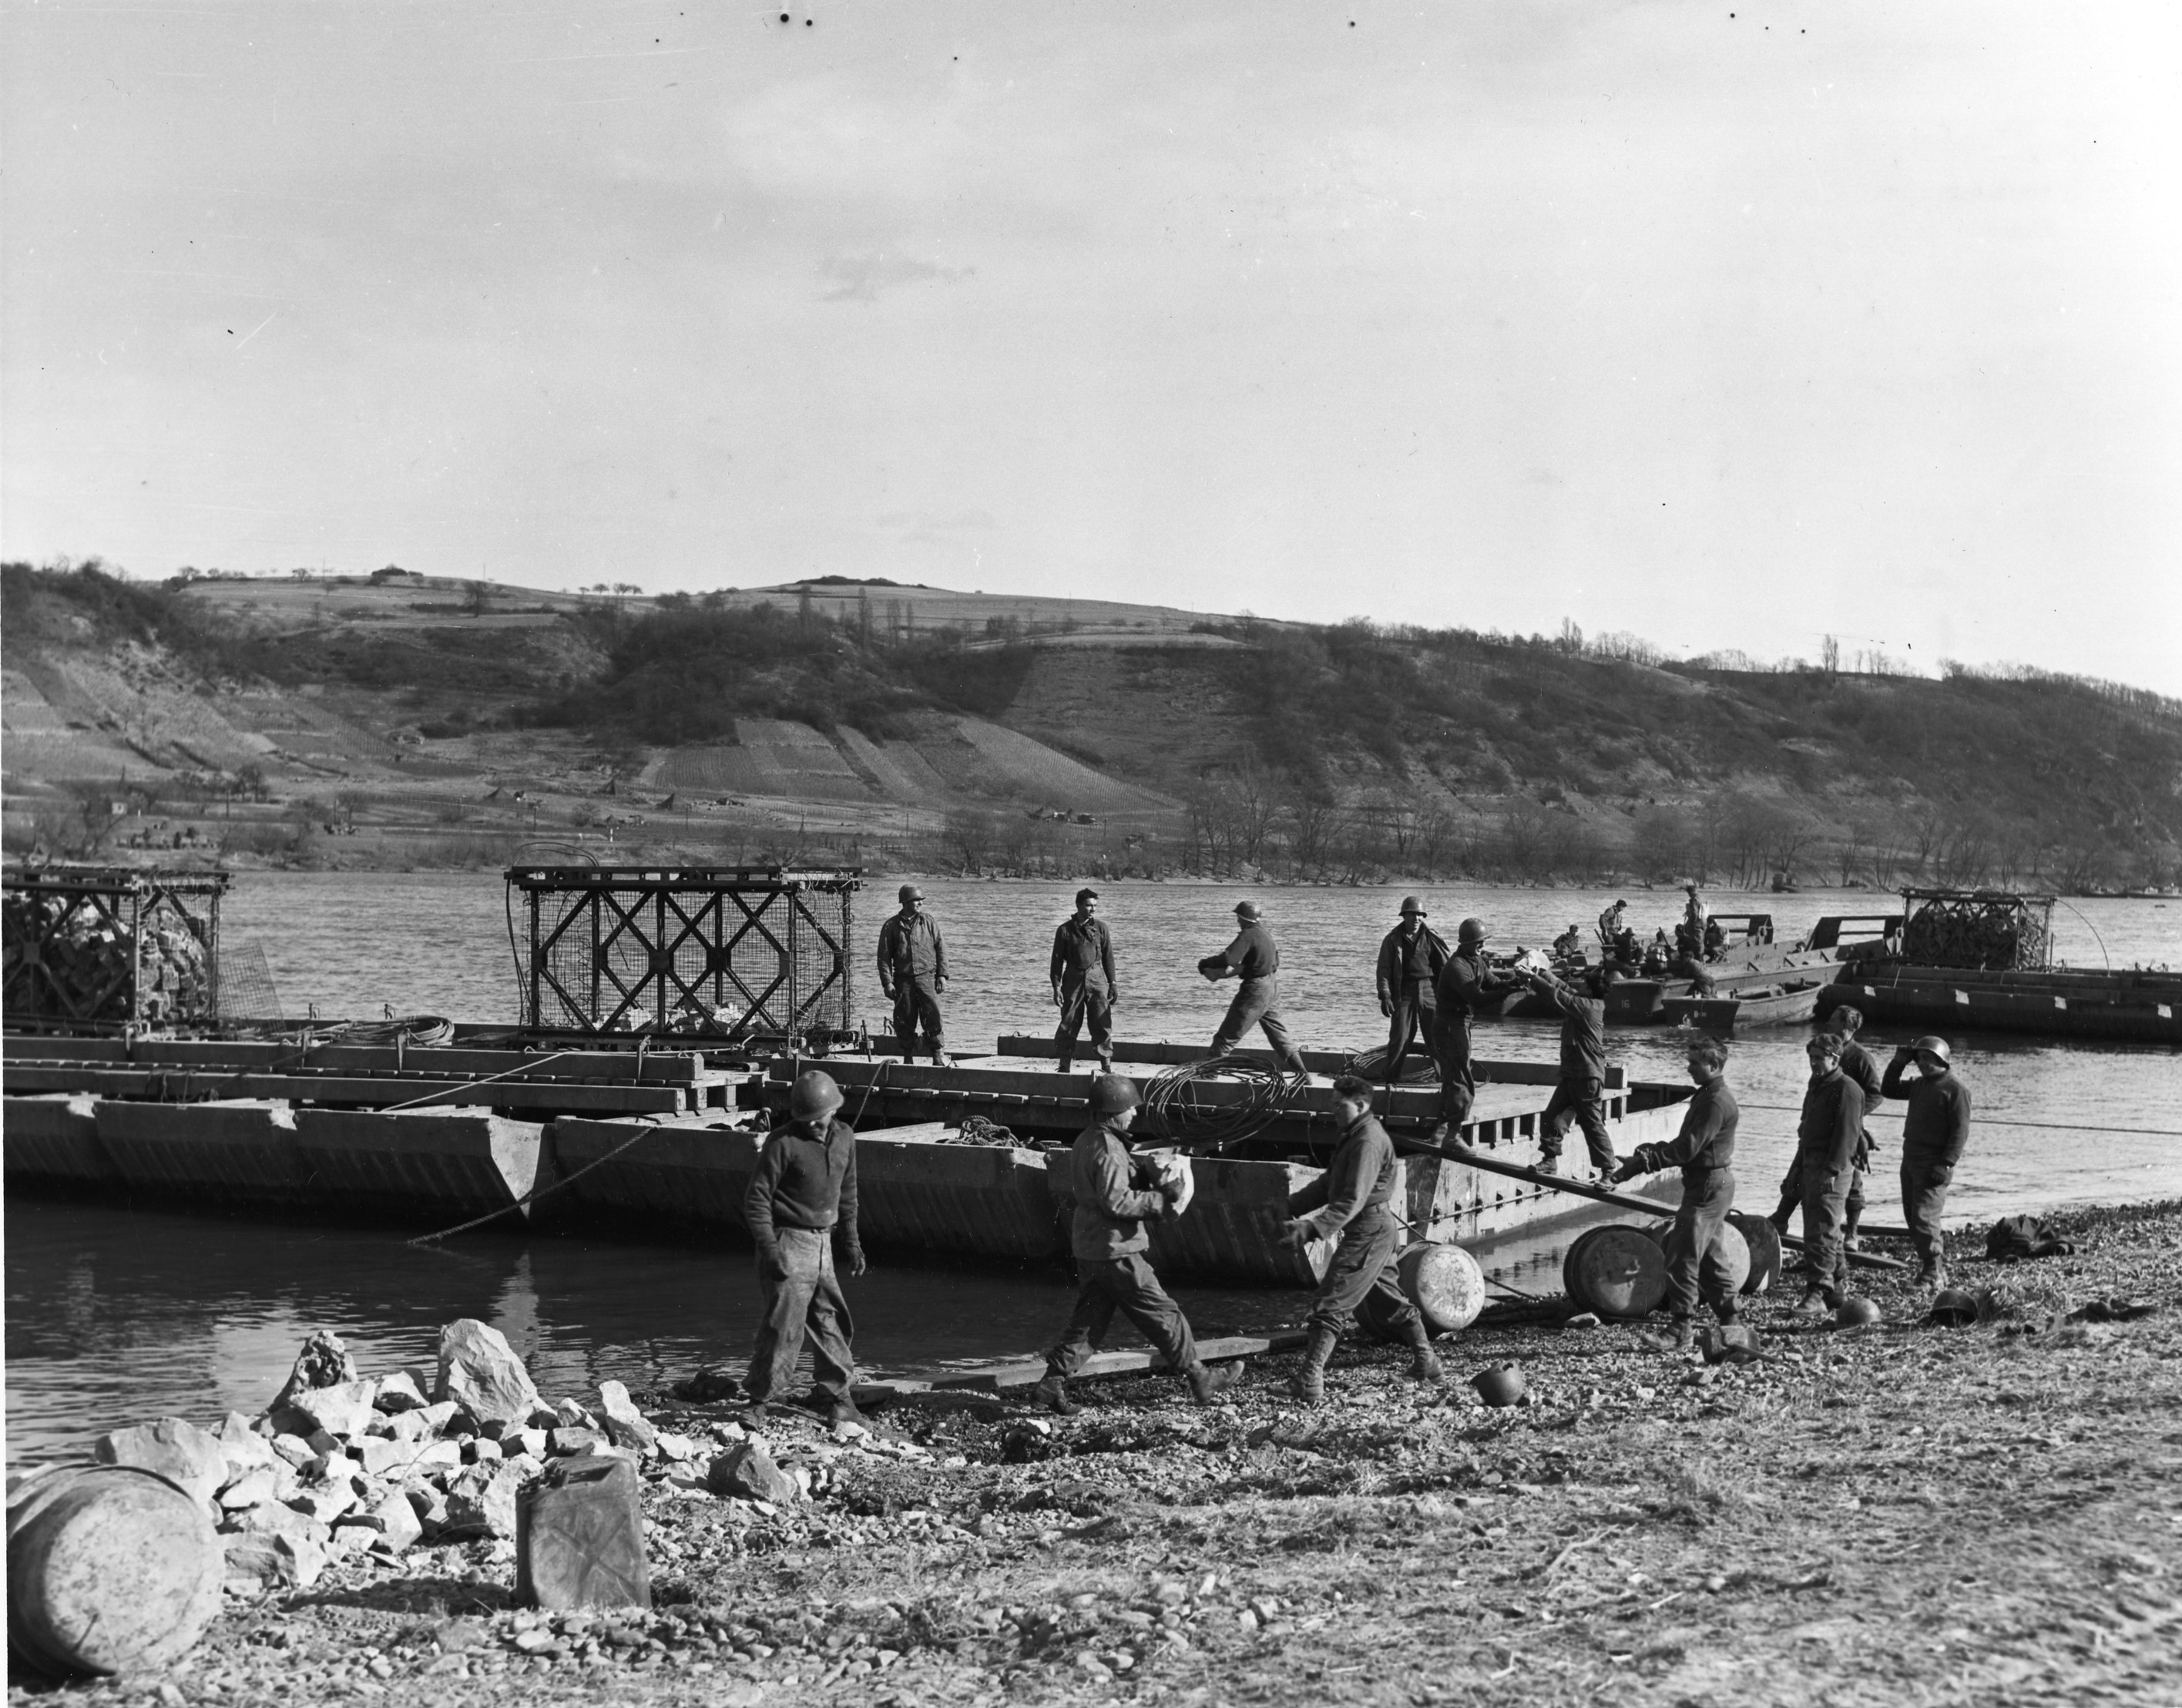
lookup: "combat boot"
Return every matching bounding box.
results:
[743,1401,770,1427]
[1403,1320,1444,1382]
[1186,1361,1244,1405]
[1790,1290,1830,1320]
[1638,1317,1695,1354]
[1919,1261,1947,1291]
[1288,1324,1338,1404]
[1056,1053,1073,1075]
[826,1397,869,1431]
[1029,1374,1079,1416]
[1096,1054,1114,1075]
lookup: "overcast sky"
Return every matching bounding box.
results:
[5,2,2177,690]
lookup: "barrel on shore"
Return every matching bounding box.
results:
[6,1465,223,1678]
[1563,1224,1669,1318]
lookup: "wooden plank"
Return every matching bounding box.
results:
[992,1036,1623,1089]
[0,1037,705,1082]
[1,1065,688,1114]
[913,1331,1308,1392]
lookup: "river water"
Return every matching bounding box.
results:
[7,875,2178,1467]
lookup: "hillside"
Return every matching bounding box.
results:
[4,561,2178,892]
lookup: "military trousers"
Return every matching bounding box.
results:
[1308,1210,1420,1340]
[1046,1253,1198,1378]
[1797,1152,1852,1306]
[746,1227,856,1407]
[1208,975,1307,1073]
[1055,982,1113,1065]
[1662,1167,1741,1321]
[888,977,945,1055]
[1542,1076,1616,1173]
[1381,986,1432,1084]
[1901,1153,1953,1269]
[1430,1008,1477,1127]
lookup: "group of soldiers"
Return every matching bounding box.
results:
[734,886,1974,1424]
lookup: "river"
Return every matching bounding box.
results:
[7,874,2178,1466]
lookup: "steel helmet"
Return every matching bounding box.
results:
[1470,1364,1525,1408]
[1398,896,1426,916]
[1911,1035,1952,1063]
[788,1070,844,1121]
[1835,1295,1882,1329]
[1233,900,1263,921]
[1457,918,1487,944]
[1929,1288,1979,1327]
[898,883,924,903]
[1089,1074,1140,1118]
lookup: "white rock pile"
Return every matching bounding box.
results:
[89,1321,712,1597]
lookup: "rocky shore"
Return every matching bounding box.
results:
[10,1199,2180,1707]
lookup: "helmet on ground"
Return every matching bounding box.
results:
[898,883,924,903]
[1458,918,1487,944]
[1911,1035,1952,1063]
[1835,1295,1881,1328]
[1089,1074,1140,1117]
[1471,1364,1526,1408]
[1398,896,1426,916]
[789,1070,844,1121]
[1928,1288,1979,1327]
[1234,900,1263,921]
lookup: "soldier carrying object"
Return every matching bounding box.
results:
[1522,965,1619,1177]
[1790,1031,1864,1318]
[1770,1007,1882,1250]
[876,883,951,1068]
[1030,1075,1240,1415]
[743,1070,866,1428]
[1050,887,1118,1075]
[1551,922,1586,961]
[1374,897,1449,1087]
[1614,1035,1742,1353]
[1431,917,1521,1138]
[1282,1074,1444,1403]
[1198,899,1308,1075]
[1881,1035,1972,1289]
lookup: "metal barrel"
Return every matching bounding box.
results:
[1563,1224,1669,1319]
[6,1465,222,1678]
[1397,1243,1486,1334]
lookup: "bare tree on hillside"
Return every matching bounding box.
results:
[1631,807,1690,881]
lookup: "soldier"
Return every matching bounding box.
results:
[1769,1007,1882,1250]
[1030,1075,1240,1414]
[1431,918,1519,1138]
[1614,1036,1741,1352]
[1522,966,1619,1177]
[1283,1075,1443,1401]
[1881,1035,1972,1288]
[876,883,950,1068]
[1199,900,1308,1074]
[1374,897,1449,1086]
[743,1070,865,1427]
[1597,898,1629,945]
[1791,1031,1864,1318]
[1050,887,1117,1075]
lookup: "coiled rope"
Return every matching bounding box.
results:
[1140,1057,1307,1152]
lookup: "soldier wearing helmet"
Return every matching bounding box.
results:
[1429,918,1521,1136]
[1031,1075,1240,1415]
[742,1069,865,1426]
[1881,1035,1972,1288]
[1197,900,1307,1074]
[1789,1031,1864,1318]
[1373,897,1449,1088]
[877,883,951,1068]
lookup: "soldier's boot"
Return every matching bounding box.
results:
[1843,1201,1865,1252]
[1791,1290,1830,1320]
[1637,1317,1695,1354]
[742,1400,771,1427]
[1404,1319,1445,1382]
[1918,1259,1947,1290]
[1056,1052,1073,1075]
[1096,1053,1113,1075]
[934,1050,954,1069]
[1185,1361,1244,1406]
[1288,1325,1338,1404]
[1029,1374,1079,1417]
[825,1397,868,1431]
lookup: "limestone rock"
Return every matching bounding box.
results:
[337,1490,423,1554]
[290,1378,379,1441]
[441,1462,525,1540]
[95,1417,227,1510]
[375,1370,429,1413]
[596,1381,658,1455]
[505,1427,549,1460]
[352,1437,421,1479]
[227,1502,331,1546]
[435,1320,540,1431]
[404,1481,450,1537]
[272,1330,358,1410]
[417,1400,464,1432]
[268,1433,317,1468]
[552,1397,594,1429]
[223,1530,325,1592]
[287,1485,358,1526]
[706,1441,798,1505]
[217,1465,290,1511]
[549,1426,607,1458]
[380,1410,433,1445]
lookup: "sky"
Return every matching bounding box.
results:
[5,2,2179,691]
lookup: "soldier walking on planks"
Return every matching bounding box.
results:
[877,883,951,1069]
[743,1069,866,1428]
[1430,918,1521,1140]
[1881,1035,1972,1290]
[1198,900,1309,1075]
[1790,1032,1864,1318]
[1282,1074,1443,1401]
[1374,897,1449,1086]
[1614,1036,1743,1353]
[1031,1075,1240,1414]
[1050,888,1117,1075]
[1522,966,1620,1178]
[1768,1007,1882,1253]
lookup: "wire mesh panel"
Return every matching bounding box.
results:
[507,866,860,1037]
[216,938,287,1022]
[2,865,228,1031]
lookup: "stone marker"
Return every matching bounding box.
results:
[596,1381,659,1455]
[435,1320,541,1431]
[515,1457,650,1611]
[706,1441,798,1505]
[94,1418,227,1511]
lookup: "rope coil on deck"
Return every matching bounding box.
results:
[1140,1058,1308,1152]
